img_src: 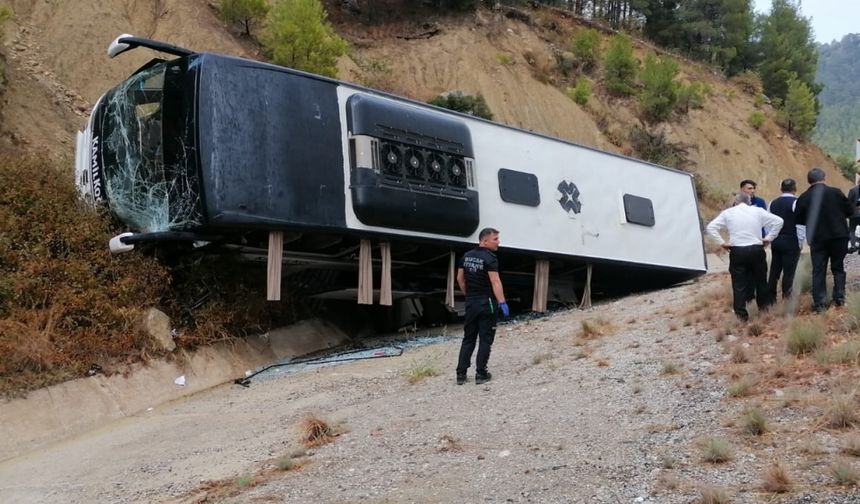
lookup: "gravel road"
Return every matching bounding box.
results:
[1,253,859,504]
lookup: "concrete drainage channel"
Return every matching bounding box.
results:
[0,318,461,462]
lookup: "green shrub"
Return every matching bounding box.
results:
[676,81,707,113]
[785,318,824,355]
[219,0,269,37]
[748,110,766,129]
[428,92,493,120]
[603,34,638,96]
[262,0,348,78]
[778,77,816,139]
[566,79,591,105]
[570,28,601,72]
[639,55,679,122]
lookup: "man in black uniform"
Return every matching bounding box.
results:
[456,227,509,385]
[767,178,804,300]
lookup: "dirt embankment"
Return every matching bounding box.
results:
[0,1,847,206]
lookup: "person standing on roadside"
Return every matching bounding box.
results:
[794,168,854,313]
[456,227,509,385]
[848,176,860,253]
[740,179,767,209]
[706,192,783,321]
[767,178,805,300]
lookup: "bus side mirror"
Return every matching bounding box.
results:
[108,34,136,58]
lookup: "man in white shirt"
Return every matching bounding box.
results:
[706,192,784,321]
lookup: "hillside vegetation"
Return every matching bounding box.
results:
[815,33,860,169]
[0,0,852,396]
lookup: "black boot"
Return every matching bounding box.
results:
[475,370,492,385]
[456,372,466,385]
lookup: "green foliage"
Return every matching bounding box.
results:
[603,35,638,96]
[748,110,766,129]
[639,55,679,121]
[676,81,707,113]
[219,0,269,37]
[566,79,591,105]
[428,92,493,120]
[262,0,348,78]
[814,34,860,159]
[641,0,754,75]
[834,155,858,181]
[757,0,820,104]
[778,77,816,139]
[570,28,601,72]
[0,4,12,95]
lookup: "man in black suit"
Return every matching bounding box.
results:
[794,168,855,312]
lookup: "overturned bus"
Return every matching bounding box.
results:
[74,35,707,312]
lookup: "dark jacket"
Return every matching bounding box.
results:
[848,185,860,218]
[795,183,853,244]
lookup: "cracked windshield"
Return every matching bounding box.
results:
[101,62,199,232]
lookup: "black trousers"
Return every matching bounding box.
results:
[810,237,849,308]
[767,236,801,299]
[457,298,497,374]
[729,245,770,320]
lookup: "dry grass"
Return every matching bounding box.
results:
[578,317,615,339]
[830,460,859,486]
[785,318,824,355]
[747,322,765,337]
[661,361,680,375]
[727,375,755,398]
[815,339,860,366]
[740,407,767,436]
[698,437,732,464]
[698,485,731,503]
[841,434,860,457]
[826,395,859,429]
[760,462,792,493]
[730,345,749,363]
[405,358,440,384]
[532,352,554,365]
[299,415,335,447]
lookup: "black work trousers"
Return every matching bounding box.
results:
[810,237,849,308]
[728,245,770,320]
[767,236,801,300]
[457,298,498,374]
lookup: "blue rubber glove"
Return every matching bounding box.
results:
[499,302,510,318]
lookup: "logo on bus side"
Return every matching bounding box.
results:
[91,136,103,201]
[557,180,581,215]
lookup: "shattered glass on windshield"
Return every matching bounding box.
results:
[101,63,200,232]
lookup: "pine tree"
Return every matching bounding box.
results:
[603,34,638,96]
[262,0,348,78]
[219,0,269,37]
[756,0,819,103]
[640,55,679,121]
[779,77,816,139]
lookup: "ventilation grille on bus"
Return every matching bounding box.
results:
[353,135,475,190]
